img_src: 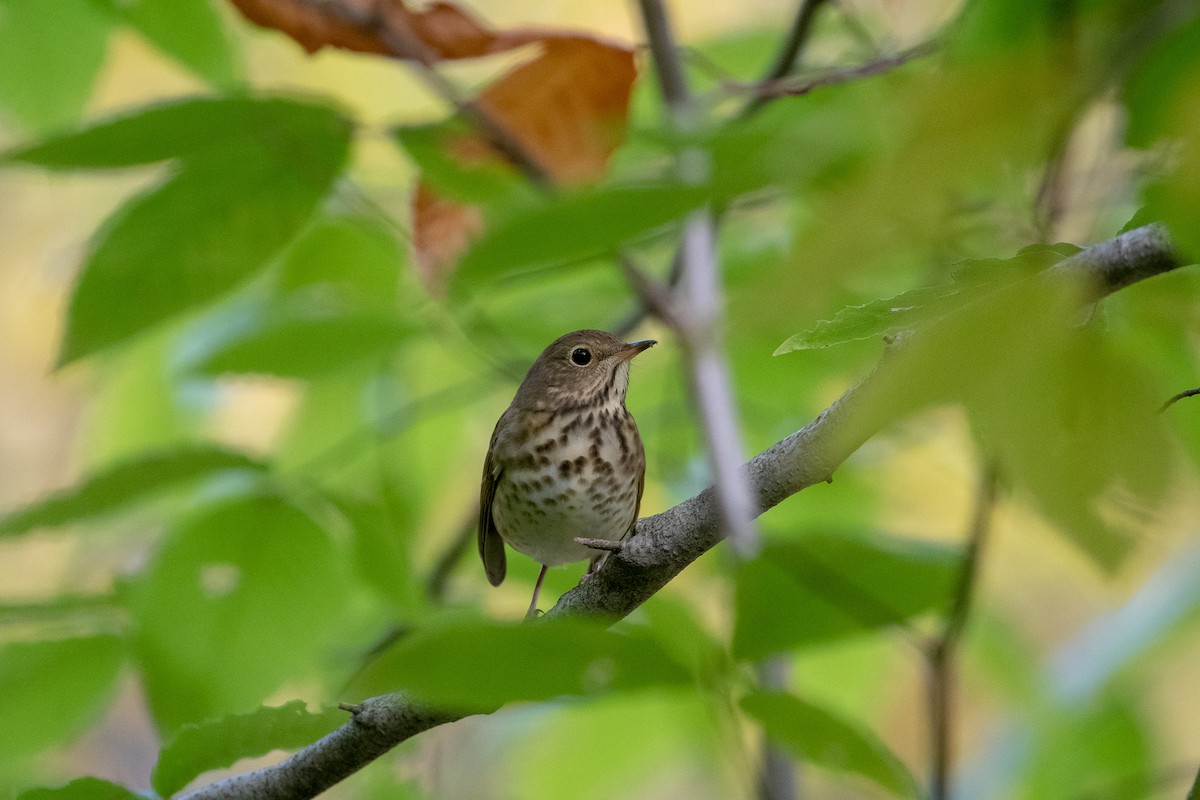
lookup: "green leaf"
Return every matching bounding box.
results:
[454,183,708,288]
[102,0,239,89]
[128,492,349,732]
[733,532,959,659]
[4,96,336,170]
[180,302,414,379]
[59,99,352,363]
[0,445,265,537]
[741,691,919,798]
[152,701,347,797]
[393,122,530,205]
[775,243,1081,353]
[0,636,125,759]
[0,0,111,132]
[276,216,404,310]
[352,615,691,711]
[16,778,142,800]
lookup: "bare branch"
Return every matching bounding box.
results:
[1160,387,1200,413]
[927,462,1000,800]
[182,224,1186,800]
[741,0,834,118]
[738,40,938,102]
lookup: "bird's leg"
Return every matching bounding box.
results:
[525,564,549,620]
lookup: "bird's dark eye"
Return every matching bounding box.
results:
[570,347,592,366]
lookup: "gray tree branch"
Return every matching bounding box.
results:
[182,222,1185,800]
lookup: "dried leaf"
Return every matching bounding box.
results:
[410,35,637,288]
[229,0,540,59]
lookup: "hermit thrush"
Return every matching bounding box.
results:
[479,330,655,618]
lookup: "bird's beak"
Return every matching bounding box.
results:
[616,339,656,361]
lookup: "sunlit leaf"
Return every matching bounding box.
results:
[0,636,125,759]
[152,701,347,797]
[742,691,919,797]
[0,0,110,132]
[352,615,691,710]
[58,99,351,363]
[101,0,239,89]
[180,303,414,378]
[128,492,349,732]
[4,96,340,170]
[733,532,959,659]
[16,778,141,800]
[454,183,707,289]
[0,445,265,537]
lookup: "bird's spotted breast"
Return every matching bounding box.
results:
[491,400,644,567]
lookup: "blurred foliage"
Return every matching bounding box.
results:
[0,1,1198,799]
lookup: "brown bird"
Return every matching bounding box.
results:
[479,330,655,618]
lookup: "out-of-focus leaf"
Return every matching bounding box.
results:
[128,492,349,732]
[180,303,414,379]
[776,244,1081,352]
[454,183,707,288]
[352,615,691,710]
[851,274,1172,571]
[0,0,110,133]
[3,96,338,170]
[333,494,419,613]
[230,0,543,59]
[16,778,142,800]
[0,445,265,537]
[742,691,919,798]
[394,122,527,205]
[152,701,346,797]
[733,532,959,659]
[1019,691,1154,800]
[58,99,351,363]
[0,636,124,759]
[100,0,239,89]
[277,215,403,310]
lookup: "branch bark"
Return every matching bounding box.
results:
[181,222,1185,800]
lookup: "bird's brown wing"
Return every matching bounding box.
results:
[478,421,508,587]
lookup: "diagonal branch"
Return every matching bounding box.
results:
[182,223,1185,800]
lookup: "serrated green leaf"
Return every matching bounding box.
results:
[775,243,1081,353]
[58,100,351,363]
[742,691,919,797]
[103,0,239,90]
[129,492,349,732]
[454,183,708,288]
[0,0,111,133]
[352,615,691,711]
[152,700,346,797]
[733,532,959,659]
[0,636,125,759]
[16,777,142,800]
[0,445,265,537]
[3,96,338,170]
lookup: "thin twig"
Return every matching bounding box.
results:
[927,462,1000,800]
[756,656,799,800]
[1159,387,1200,413]
[740,0,833,118]
[739,40,938,101]
[312,0,552,185]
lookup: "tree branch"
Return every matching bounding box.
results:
[181,223,1186,800]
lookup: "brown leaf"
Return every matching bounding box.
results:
[229,0,542,60]
[413,34,637,291]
